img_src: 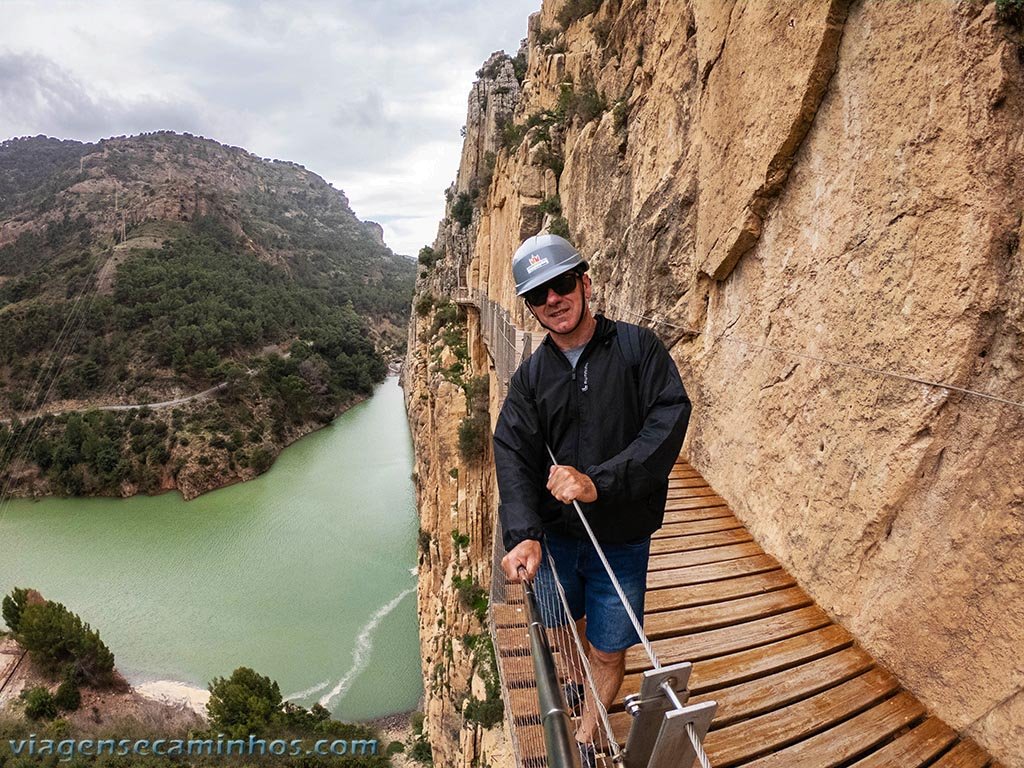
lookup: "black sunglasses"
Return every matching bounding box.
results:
[524,271,580,307]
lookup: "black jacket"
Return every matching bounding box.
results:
[493,315,691,550]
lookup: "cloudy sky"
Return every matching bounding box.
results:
[0,0,540,255]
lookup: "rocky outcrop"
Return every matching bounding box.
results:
[402,53,523,768]
[410,1,1024,765]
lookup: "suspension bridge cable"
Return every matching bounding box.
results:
[544,550,622,761]
[545,443,661,672]
[544,442,717,767]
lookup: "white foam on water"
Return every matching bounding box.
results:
[319,586,416,709]
[284,679,331,702]
[408,566,417,576]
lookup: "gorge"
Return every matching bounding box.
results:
[405,1,1024,766]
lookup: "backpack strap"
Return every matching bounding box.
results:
[615,320,644,387]
[526,344,544,400]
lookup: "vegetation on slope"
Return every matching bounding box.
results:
[0,133,415,498]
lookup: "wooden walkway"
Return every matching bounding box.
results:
[492,459,1000,768]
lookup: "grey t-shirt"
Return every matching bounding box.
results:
[563,343,586,369]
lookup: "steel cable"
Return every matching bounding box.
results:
[614,305,1024,411]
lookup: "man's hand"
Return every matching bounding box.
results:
[547,465,598,504]
[502,539,542,582]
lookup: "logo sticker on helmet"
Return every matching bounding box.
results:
[526,254,549,273]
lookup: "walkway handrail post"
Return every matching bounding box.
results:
[621,664,716,768]
[519,566,582,768]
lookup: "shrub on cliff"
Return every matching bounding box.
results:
[463,695,503,728]
[997,0,1023,27]
[415,294,435,318]
[9,592,115,687]
[20,687,58,721]
[458,413,489,462]
[498,118,526,152]
[557,81,607,125]
[557,0,603,29]
[548,216,571,240]
[417,246,438,269]
[54,678,82,711]
[451,192,473,228]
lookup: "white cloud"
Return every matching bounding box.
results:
[0,0,539,255]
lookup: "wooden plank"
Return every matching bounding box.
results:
[515,724,550,763]
[663,495,728,511]
[645,569,795,613]
[501,583,524,604]
[662,506,734,524]
[496,627,531,656]
[499,654,538,686]
[624,606,832,673]
[669,467,699,477]
[666,486,720,500]
[649,542,766,571]
[507,685,542,725]
[702,668,900,767]
[930,739,993,768]
[848,716,958,768]
[644,587,812,638]
[616,625,853,702]
[694,646,875,727]
[688,624,853,692]
[493,603,527,628]
[655,517,743,539]
[646,554,780,589]
[650,528,753,555]
[668,477,711,489]
[741,691,926,768]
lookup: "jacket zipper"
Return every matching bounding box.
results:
[571,367,580,468]
[545,318,611,469]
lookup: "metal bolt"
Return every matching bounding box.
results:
[624,693,642,717]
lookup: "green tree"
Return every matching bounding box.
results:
[207,666,283,738]
[2,587,30,633]
[15,598,115,686]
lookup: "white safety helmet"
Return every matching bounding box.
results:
[512,234,588,297]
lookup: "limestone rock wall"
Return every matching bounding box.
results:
[402,54,517,768]
[410,1,1023,764]
[686,4,1024,760]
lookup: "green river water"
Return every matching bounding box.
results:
[0,377,422,721]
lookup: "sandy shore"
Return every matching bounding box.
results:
[135,680,211,717]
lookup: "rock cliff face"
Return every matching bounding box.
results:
[402,51,521,768]
[407,3,1023,766]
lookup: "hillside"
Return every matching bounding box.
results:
[405,2,1023,767]
[0,132,415,499]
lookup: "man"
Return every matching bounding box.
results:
[493,233,691,755]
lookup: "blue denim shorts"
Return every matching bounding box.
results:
[533,530,651,653]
